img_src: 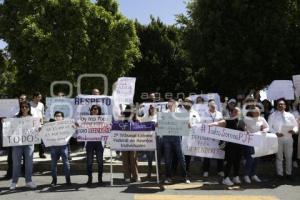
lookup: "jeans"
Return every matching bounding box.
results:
[50,145,71,180]
[244,146,257,176]
[203,158,224,173]
[163,136,187,179]
[12,145,34,183]
[86,142,104,177]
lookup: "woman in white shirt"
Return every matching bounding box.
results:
[243,106,269,183]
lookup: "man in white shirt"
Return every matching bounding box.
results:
[31,92,46,158]
[201,99,224,178]
[268,98,298,180]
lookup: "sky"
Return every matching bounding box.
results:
[0,0,188,50]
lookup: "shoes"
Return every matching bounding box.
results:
[222,177,234,186]
[251,175,261,183]
[232,176,241,184]
[26,181,37,189]
[203,172,209,178]
[218,171,225,177]
[124,178,130,183]
[98,176,103,184]
[244,175,251,183]
[286,175,295,182]
[51,177,57,186]
[293,161,298,168]
[164,178,172,184]
[134,177,141,183]
[185,179,191,184]
[39,154,46,159]
[66,177,72,186]
[9,182,17,190]
[86,176,92,186]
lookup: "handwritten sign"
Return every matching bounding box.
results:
[77,115,112,141]
[2,117,41,147]
[182,135,225,159]
[112,77,136,104]
[157,112,189,136]
[110,121,156,151]
[252,132,278,158]
[40,119,75,147]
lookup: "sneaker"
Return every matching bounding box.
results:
[232,176,241,184]
[203,172,209,177]
[134,177,141,183]
[26,181,37,189]
[164,178,172,184]
[124,178,130,183]
[185,179,191,184]
[222,177,234,186]
[9,182,17,190]
[39,154,46,159]
[251,175,261,183]
[218,171,225,177]
[244,175,251,183]
[293,161,298,168]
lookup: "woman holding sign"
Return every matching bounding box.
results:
[86,105,105,185]
[243,105,269,183]
[10,101,37,190]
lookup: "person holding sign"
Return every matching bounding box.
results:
[48,111,72,186]
[209,107,245,186]
[201,99,224,178]
[86,105,105,186]
[10,101,37,190]
[163,99,190,184]
[243,105,269,183]
[268,98,298,181]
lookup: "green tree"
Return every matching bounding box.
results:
[180,0,297,96]
[0,0,140,96]
[0,50,17,96]
[128,17,196,101]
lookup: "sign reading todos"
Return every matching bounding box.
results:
[2,117,41,147]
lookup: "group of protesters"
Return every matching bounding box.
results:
[1,89,300,190]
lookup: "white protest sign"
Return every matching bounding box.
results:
[0,99,19,117]
[45,97,74,121]
[157,112,190,136]
[190,93,222,111]
[110,131,156,151]
[40,119,75,147]
[252,132,278,158]
[182,135,225,159]
[293,75,300,97]
[192,103,208,117]
[195,124,263,147]
[2,117,41,147]
[74,95,113,119]
[112,77,136,104]
[77,115,112,141]
[267,80,294,100]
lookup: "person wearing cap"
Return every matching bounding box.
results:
[201,99,224,178]
[222,98,237,120]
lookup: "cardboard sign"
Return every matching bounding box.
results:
[157,112,189,136]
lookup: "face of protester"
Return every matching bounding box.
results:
[149,93,155,101]
[208,101,216,112]
[34,94,42,103]
[149,106,156,116]
[20,104,30,116]
[183,101,192,111]
[196,97,204,104]
[92,89,100,95]
[230,107,240,118]
[167,101,176,112]
[277,100,286,112]
[252,107,260,118]
[19,95,27,103]
[54,113,63,121]
[91,106,100,115]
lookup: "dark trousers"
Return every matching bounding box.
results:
[163,136,187,179]
[203,158,224,173]
[86,142,104,178]
[39,142,46,156]
[224,143,242,177]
